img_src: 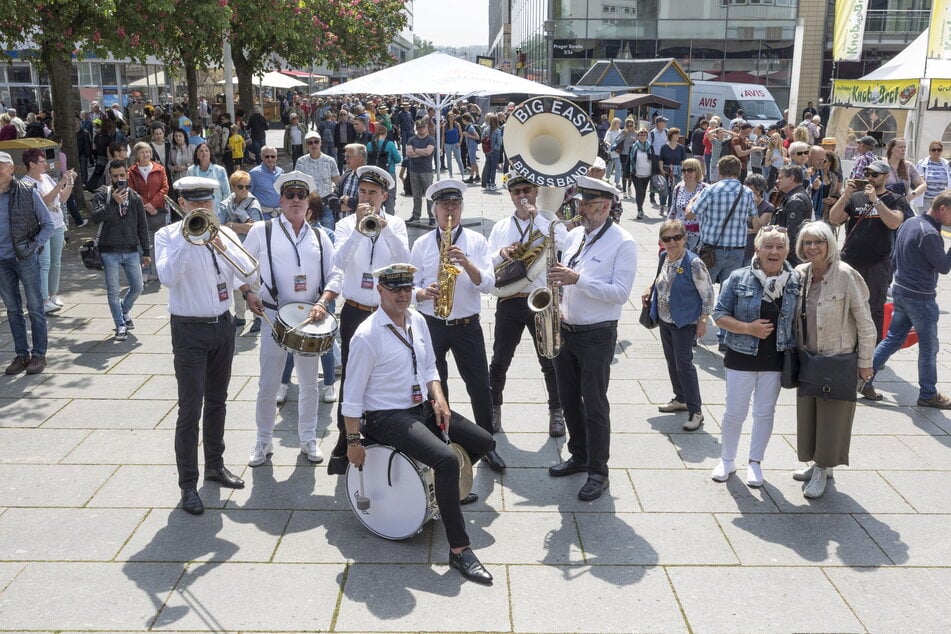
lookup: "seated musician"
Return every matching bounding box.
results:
[341,263,495,585]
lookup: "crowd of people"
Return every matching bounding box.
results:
[1,90,950,586]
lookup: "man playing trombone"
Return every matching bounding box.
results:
[239,171,341,467]
[154,176,258,515]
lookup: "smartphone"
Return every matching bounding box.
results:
[856,379,867,393]
[852,178,868,190]
[116,179,128,191]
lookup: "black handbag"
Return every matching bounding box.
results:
[797,349,858,401]
[781,347,800,389]
[79,223,104,271]
[639,253,667,330]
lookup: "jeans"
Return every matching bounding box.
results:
[483,149,500,186]
[444,143,464,177]
[605,155,622,186]
[871,287,940,400]
[38,226,66,299]
[0,253,47,357]
[720,368,781,463]
[409,171,434,220]
[101,250,143,328]
[707,247,745,286]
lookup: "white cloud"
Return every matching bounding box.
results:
[412,0,489,46]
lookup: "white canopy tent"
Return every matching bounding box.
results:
[313,53,573,188]
[219,71,307,89]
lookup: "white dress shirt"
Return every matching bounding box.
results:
[560,222,638,325]
[487,213,567,294]
[410,226,495,319]
[341,308,439,417]
[155,221,255,317]
[243,214,341,307]
[333,211,410,306]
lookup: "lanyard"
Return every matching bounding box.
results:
[434,224,463,248]
[512,217,532,242]
[204,245,222,276]
[567,218,611,269]
[366,211,384,265]
[385,323,418,384]
[277,217,306,268]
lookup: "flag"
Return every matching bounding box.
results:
[833,0,869,62]
[928,0,951,60]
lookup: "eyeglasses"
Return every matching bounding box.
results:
[234,184,249,190]
[682,167,696,173]
[761,225,789,233]
[801,240,827,248]
[282,190,308,200]
[381,284,412,294]
[262,154,277,159]
[660,234,685,243]
[794,151,809,156]
[306,140,320,145]
[510,186,534,196]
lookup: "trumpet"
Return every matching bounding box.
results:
[357,213,382,239]
[165,195,259,278]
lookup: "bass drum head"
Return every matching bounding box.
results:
[346,445,434,541]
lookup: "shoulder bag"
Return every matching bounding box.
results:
[794,277,858,401]
[639,253,668,329]
[79,222,105,271]
[694,186,744,269]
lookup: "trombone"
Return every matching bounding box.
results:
[164,195,260,278]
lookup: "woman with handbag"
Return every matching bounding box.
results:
[128,142,170,284]
[602,117,624,189]
[792,221,876,499]
[628,127,653,220]
[711,226,801,487]
[643,219,715,431]
[666,158,707,252]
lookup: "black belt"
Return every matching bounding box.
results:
[429,314,479,326]
[171,311,231,325]
[561,320,616,333]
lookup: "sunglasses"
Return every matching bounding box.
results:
[660,234,685,243]
[262,155,277,159]
[282,190,308,200]
[761,225,789,233]
[682,167,696,173]
[931,147,943,152]
[306,140,320,145]
[233,184,249,190]
[511,186,534,196]
[794,151,809,156]
[381,284,412,293]
[863,171,884,177]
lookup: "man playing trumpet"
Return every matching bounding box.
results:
[409,180,506,471]
[240,171,341,467]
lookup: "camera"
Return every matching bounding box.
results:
[852,178,868,190]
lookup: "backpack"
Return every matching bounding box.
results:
[367,139,390,170]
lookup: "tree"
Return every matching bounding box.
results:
[1,0,175,190]
[413,35,436,57]
[228,0,408,113]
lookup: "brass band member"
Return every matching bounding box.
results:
[547,176,638,501]
[487,172,567,436]
[155,176,257,515]
[240,171,341,467]
[326,166,410,475]
[410,180,507,471]
[342,263,495,584]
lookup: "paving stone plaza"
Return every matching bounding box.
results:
[0,133,949,632]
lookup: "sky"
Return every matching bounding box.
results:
[412,0,489,47]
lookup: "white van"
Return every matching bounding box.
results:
[689,81,784,129]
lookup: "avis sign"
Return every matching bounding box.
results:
[832,79,919,110]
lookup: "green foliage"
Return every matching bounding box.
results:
[413,35,436,57]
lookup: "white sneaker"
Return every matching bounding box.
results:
[301,439,323,463]
[248,441,273,467]
[711,459,736,483]
[43,299,61,314]
[276,383,289,405]
[51,296,64,307]
[114,325,128,342]
[793,463,834,482]
[320,383,336,403]
[803,466,828,499]
[746,462,764,488]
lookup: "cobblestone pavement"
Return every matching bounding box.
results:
[0,134,948,632]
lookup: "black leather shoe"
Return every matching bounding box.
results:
[326,454,349,476]
[204,466,245,489]
[483,450,506,472]
[181,488,204,515]
[449,548,493,585]
[460,492,479,505]
[548,457,586,477]
[578,477,609,501]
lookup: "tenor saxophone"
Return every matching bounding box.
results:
[434,213,462,319]
[527,219,564,358]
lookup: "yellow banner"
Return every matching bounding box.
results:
[833,0,868,62]
[929,0,951,60]
[929,79,951,110]
[832,79,920,109]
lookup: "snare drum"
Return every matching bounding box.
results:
[271,301,337,356]
[346,444,438,541]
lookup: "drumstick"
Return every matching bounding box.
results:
[285,315,313,334]
[356,466,370,510]
[258,310,276,331]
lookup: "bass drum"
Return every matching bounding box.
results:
[346,444,438,541]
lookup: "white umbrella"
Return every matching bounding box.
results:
[219,71,307,89]
[313,53,573,186]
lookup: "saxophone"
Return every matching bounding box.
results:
[527,219,564,359]
[433,213,462,319]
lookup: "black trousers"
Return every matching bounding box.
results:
[848,257,892,342]
[171,312,236,489]
[659,319,702,415]
[424,315,494,435]
[553,324,616,477]
[291,144,303,165]
[364,404,494,549]
[489,297,560,410]
[332,301,375,455]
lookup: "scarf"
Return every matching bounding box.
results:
[751,256,789,303]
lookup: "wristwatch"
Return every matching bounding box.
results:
[241,288,255,300]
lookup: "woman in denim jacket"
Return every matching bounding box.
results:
[711,226,801,487]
